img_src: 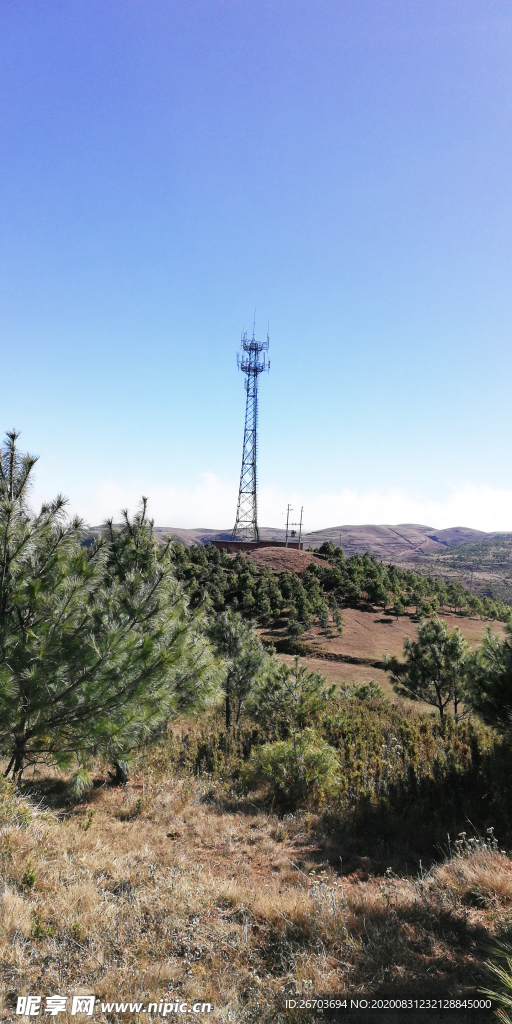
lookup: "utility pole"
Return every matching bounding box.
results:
[231,325,270,543]
[285,504,292,547]
[285,505,304,549]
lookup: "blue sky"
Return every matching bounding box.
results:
[1,0,512,530]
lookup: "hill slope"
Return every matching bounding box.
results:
[145,522,512,560]
[88,522,512,604]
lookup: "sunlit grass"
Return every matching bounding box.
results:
[1,757,511,1022]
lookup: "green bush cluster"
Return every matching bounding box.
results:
[243,729,341,807]
[170,540,511,632]
[164,717,279,782]
[161,665,512,858]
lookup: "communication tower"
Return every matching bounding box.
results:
[231,325,270,542]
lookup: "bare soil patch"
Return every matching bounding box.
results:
[237,546,325,574]
[304,609,506,662]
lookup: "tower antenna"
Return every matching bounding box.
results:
[232,323,270,543]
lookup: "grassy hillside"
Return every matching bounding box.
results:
[2,691,512,1022]
[3,535,512,1022]
[415,535,512,607]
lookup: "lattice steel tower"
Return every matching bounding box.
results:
[231,326,270,542]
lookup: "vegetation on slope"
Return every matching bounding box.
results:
[2,707,512,1021]
[2,431,512,1018]
[418,534,512,608]
[170,540,511,637]
[163,679,512,862]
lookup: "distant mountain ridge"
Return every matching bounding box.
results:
[143,523,512,562]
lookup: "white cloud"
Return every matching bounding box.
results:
[35,473,512,534]
[58,473,239,530]
[258,484,512,534]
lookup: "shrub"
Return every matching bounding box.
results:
[287,611,305,637]
[243,729,342,807]
[332,606,343,634]
[348,681,384,701]
[162,712,278,781]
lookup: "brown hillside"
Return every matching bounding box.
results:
[236,546,325,573]
[88,522,504,555]
[264,608,506,703]
[142,522,510,559]
[309,608,505,662]
[303,523,493,558]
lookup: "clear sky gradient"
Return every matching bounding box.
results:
[1,0,512,531]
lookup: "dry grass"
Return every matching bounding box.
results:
[271,609,506,706]
[275,653,397,701]
[432,836,512,908]
[1,767,510,1023]
[287,609,506,663]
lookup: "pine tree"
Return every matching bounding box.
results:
[0,432,216,782]
[389,616,469,723]
[246,657,335,737]
[466,625,512,733]
[207,610,266,727]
